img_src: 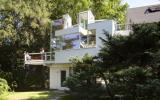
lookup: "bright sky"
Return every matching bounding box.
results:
[123,0,160,8]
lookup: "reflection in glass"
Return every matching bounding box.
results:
[55,29,96,50]
[80,29,96,48]
[63,34,80,50]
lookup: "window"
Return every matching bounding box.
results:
[55,33,80,50]
[80,19,88,29]
[88,29,96,47]
[55,36,63,50]
[55,29,96,50]
[63,34,80,50]
[80,29,96,48]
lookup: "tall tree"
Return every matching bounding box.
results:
[0,0,52,89]
[50,0,128,24]
[0,0,128,89]
[91,0,128,24]
[97,22,160,99]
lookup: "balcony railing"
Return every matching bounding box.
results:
[24,52,54,65]
[116,24,132,31]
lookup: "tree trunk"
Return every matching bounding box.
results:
[100,72,114,100]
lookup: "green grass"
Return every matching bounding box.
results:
[60,95,80,100]
[0,92,10,100]
[0,91,54,100]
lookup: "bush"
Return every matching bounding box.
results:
[0,71,13,87]
[0,78,10,95]
[65,54,106,100]
[109,66,160,100]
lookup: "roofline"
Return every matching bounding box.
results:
[128,4,160,9]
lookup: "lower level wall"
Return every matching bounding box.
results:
[49,64,70,90]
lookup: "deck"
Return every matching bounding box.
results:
[24,52,54,65]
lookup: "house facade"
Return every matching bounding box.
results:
[24,10,130,90]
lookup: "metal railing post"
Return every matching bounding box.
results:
[45,52,47,61]
[50,52,51,61]
[24,53,26,62]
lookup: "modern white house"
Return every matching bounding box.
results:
[24,10,131,90]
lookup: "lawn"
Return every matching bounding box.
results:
[0,91,54,100]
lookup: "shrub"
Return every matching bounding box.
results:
[65,54,106,100]
[0,78,10,95]
[109,66,160,100]
[0,71,13,87]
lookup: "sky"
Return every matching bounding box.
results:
[123,0,160,8]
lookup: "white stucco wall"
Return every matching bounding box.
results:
[88,20,115,48]
[55,26,79,36]
[49,65,70,90]
[55,47,98,63]
[54,20,115,64]
[49,20,116,90]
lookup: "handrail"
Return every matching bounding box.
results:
[24,52,54,62]
[28,52,52,55]
[116,24,132,31]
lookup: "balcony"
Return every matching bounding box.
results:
[24,52,54,65]
[55,24,90,36]
[114,24,132,36]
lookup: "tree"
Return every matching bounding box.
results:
[97,22,160,99]
[66,22,160,99]
[50,0,91,23]
[50,0,128,24]
[65,54,106,100]
[98,22,160,68]
[0,0,128,90]
[91,0,128,24]
[0,0,52,89]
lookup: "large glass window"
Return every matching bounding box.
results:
[63,34,80,50]
[55,29,96,50]
[55,33,80,50]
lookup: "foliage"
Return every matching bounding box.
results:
[65,54,106,100]
[97,22,160,99]
[0,71,13,86]
[0,0,51,90]
[0,0,128,90]
[24,66,49,90]
[0,78,10,95]
[98,22,160,70]
[50,0,128,24]
[66,22,160,99]
[91,0,128,24]
[60,95,80,100]
[50,0,91,24]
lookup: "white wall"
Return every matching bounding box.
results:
[49,20,116,90]
[88,20,114,48]
[49,66,69,90]
[54,20,115,64]
[55,26,79,36]
[55,47,98,63]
